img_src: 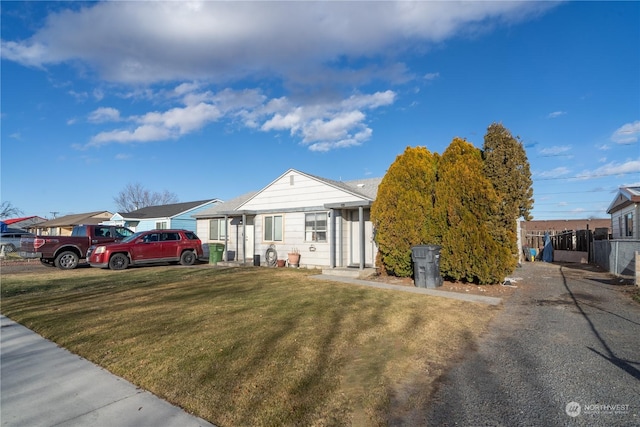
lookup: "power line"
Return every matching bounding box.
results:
[534,170,639,181]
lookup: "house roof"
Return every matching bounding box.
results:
[607,186,640,214]
[2,216,46,225]
[36,211,113,228]
[193,170,382,219]
[193,192,259,218]
[237,169,382,210]
[120,199,220,220]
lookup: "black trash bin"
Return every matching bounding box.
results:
[411,245,443,288]
[253,254,261,266]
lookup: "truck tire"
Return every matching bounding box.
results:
[55,251,79,270]
[109,253,129,270]
[180,250,197,266]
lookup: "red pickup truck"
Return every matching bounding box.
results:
[20,224,134,270]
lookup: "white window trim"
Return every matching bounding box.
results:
[305,212,328,242]
[263,214,283,242]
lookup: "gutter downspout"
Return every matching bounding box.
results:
[224,215,229,262]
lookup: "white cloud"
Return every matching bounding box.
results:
[81,89,394,150]
[0,2,557,85]
[115,153,131,160]
[88,107,121,123]
[539,145,571,156]
[537,167,571,178]
[596,144,610,151]
[575,158,640,180]
[547,111,566,119]
[2,1,560,152]
[611,120,640,144]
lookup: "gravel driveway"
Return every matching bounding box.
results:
[425,261,640,426]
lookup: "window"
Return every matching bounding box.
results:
[185,231,200,240]
[264,215,283,241]
[625,212,633,237]
[305,212,327,242]
[209,219,227,240]
[156,221,168,229]
[96,227,111,237]
[114,227,134,238]
[143,233,160,243]
[161,232,180,241]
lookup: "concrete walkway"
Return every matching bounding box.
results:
[0,315,214,427]
[311,274,502,305]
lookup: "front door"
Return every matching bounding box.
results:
[244,224,254,262]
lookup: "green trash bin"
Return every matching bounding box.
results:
[209,243,225,263]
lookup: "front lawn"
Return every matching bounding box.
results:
[1,266,498,426]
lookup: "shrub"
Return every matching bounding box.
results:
[371,146,439,277]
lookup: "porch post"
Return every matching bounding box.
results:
[242,213,247,264]
[224,215,229,262]
[329,209,335,268]
[359,206,365,270]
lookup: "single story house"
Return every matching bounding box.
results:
[107,199,221,233]
[607,186,640,239]
[193,169,381,269]
[29,211,114,236]
[0,216,47,231]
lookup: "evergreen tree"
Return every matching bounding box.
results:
[435,138,513,284]
[482,123,534,261]
[371,146,439,277]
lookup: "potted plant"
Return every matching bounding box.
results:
[287,248,301,267]
[276,259,286,267]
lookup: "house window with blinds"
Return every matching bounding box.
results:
[264,215,283,242]
[209,219,227,241]
[305,212,327,242]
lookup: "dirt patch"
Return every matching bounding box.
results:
[365,272,517,298]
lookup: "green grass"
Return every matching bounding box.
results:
[1,266,497,426]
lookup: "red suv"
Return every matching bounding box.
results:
[88,229,203,270]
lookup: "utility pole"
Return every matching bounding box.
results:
[49,211,59,219]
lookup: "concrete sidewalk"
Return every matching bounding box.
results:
[311,274,502,305]
[0,315,215,427]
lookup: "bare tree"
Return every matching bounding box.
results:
[0,201,23,219]
[113,183,179,212]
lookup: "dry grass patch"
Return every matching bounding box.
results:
[1,266,498,426]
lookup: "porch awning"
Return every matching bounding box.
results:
[324,200,372,209]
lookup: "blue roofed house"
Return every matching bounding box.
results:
[194,169,381,272]
[109,199,221,233]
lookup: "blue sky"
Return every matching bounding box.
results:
[1,1,638,221]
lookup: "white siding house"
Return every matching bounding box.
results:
[194,169,381,269]
[607,186,640,239]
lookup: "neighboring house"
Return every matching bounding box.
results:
[31,211,113,236]
[607,186,640,239]
[108,199,221,233]
[0,216,47,231]
[194,169,381,269]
